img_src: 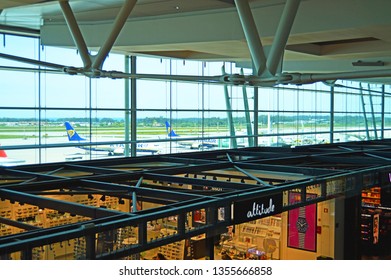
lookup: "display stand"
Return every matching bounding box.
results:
[238,216,281,259]
[157,228,185,260]
[362,187,381,207]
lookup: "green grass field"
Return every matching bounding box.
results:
[0,122,351,140]
[0,124,222,139]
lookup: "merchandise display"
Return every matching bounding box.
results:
[360,186,391,258]
[362,186,381,207]
[217,216,281,260]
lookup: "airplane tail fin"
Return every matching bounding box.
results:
[0,147,8,158]
[165,121,179,137]
[64,122,86,141]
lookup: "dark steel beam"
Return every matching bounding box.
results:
[0,188,121,219]
[0,216,41,231]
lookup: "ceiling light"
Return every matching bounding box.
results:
[352,60,384,67]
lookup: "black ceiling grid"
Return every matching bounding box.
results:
[0,140,391,259]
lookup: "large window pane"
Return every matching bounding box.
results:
[2,33,391,164]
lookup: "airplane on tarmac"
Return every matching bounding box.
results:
[0,147,26,167]
[165,121,219,149]
[64,121,161,157]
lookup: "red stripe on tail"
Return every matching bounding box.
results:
[0,149,7,158]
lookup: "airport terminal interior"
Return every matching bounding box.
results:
[0,0,391,260]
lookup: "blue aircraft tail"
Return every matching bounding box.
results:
[64,122,86,141]
[165,121,179,137]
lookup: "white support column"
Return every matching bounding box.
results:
[240,69,254,147]
[92,0,137,70]
[59,0,137,72]
[234,0,267,76]
[267,0,301,76]
[59,0,92,69]
[222,66,238,149]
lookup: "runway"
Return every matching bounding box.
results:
[0,136,196,166]
[2,128,390,166]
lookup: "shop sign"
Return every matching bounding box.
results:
[233,193,282,224]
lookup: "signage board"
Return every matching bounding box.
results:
[233,193,283,224]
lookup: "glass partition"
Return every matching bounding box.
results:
[1,33,391,164]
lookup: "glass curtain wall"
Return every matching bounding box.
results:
[1,33,391,165]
